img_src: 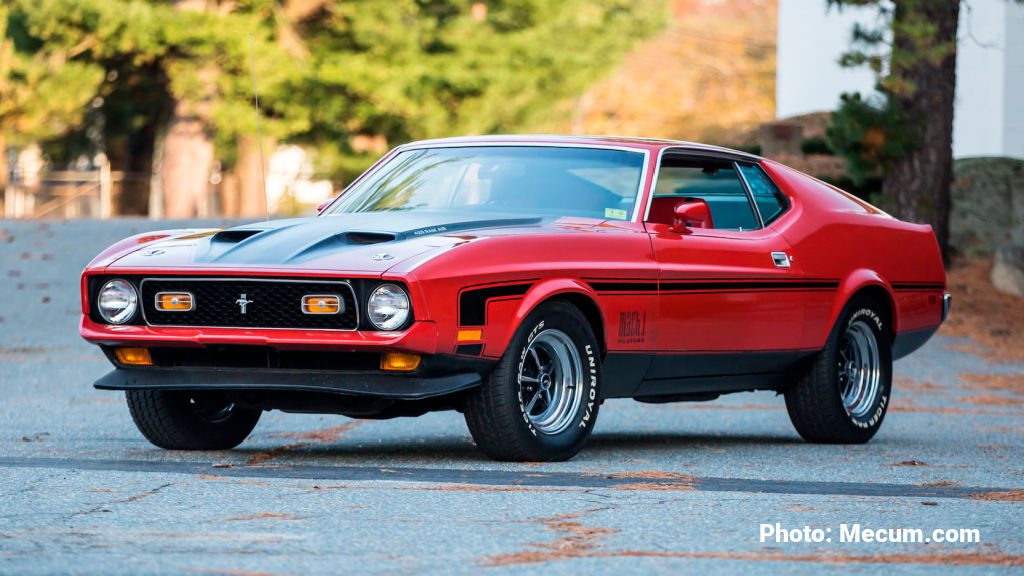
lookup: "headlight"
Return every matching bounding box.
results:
[367,284,410,331]
[97,279,138,324]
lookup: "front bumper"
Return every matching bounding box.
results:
[95,367,481,400]
[80,316,440,354]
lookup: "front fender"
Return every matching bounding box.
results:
[484,278,603,358]
[85,228,218,270]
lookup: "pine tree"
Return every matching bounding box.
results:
[825,0,962,260]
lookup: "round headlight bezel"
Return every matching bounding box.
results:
[97,278,139,325]
[367,283,411,331]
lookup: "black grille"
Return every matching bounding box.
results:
[140,278,358,330]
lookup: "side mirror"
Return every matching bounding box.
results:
[316,197,337,214]
[669,200,711,233]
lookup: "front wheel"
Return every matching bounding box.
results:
[126,389,261,450]
[785,296,893,443]
[463,301,601,461]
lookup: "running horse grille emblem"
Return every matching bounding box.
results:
[235,293,254,314]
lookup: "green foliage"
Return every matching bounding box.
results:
[800,136,833,156]
[824,0,954,179]
[1,4,104,144]
[289,0,664,179]
[4,0,666,181]
[825,92,917,184]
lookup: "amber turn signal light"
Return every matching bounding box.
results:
[302,294,342,315]
[114,347,153,366]
[380,351,421,372]
[155,292,193,311]
[457,328,483,342]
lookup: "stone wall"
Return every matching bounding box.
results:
[951,157,1024,257]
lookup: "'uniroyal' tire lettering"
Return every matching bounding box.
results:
[579,344,598,428]
[517,320,545,436]
[849,308,883,332]
[847,307,886,429]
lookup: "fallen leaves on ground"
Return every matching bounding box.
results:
[941,259,1024,363]
[480,512,617,567]
[961,394,1023,407]
[972,489,1024,502]
[221,513,298,522]
[961,373,1024,395]
[247,421,364,465]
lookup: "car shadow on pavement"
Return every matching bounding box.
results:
[228,431,804,465]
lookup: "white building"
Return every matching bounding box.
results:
[777,0,1024,159]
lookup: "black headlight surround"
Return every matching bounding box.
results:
[88,275,144,325]
[349,279,414,332]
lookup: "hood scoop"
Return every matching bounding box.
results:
[188,212,544,266]
[343,231,396,245]
[212,229,264,243]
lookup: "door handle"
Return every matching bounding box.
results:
[771,252,791,268]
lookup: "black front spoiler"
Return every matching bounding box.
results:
[94,367,482,400]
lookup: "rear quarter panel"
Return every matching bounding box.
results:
[762,160,946,348]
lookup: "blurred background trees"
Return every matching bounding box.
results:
[4,0,1017,269]
[1,0,665,217]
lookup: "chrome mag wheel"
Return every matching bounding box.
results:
[838,319,881,418]
[518,329,585,435]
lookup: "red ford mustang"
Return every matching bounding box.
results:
[80,135,950,461]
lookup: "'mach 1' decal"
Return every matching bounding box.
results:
[618,310,646,344]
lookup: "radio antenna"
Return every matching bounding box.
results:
[248,33,269,221]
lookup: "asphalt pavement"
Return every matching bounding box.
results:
[1,219,1022,575]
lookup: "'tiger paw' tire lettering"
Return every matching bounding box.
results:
[464,300,601,461]
[785,295,893,444]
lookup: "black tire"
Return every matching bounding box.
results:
[785,296,893,444]
[125,389,261,450]
[464,301,601,461]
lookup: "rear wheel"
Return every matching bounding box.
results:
[126,389,261,450]
[785,296,892,443]
[464,301,601,461]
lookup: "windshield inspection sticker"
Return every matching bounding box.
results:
[604,208,628,220]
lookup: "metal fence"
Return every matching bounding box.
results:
[3,160,116,219]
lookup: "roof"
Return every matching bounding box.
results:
[402,134,762,161]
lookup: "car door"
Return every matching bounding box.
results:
[643,153,808,380]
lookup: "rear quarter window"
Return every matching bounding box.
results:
[738,163,787,224]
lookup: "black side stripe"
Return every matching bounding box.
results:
[588,282,658,292]
[587,279,840,293]
[661,280,839,291]
[459,283,532,325]
[891,282,944,291]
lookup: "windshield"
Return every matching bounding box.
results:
[324,146,646,221]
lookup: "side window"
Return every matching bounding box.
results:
[737,163,787,224]
[650,157,759,231]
